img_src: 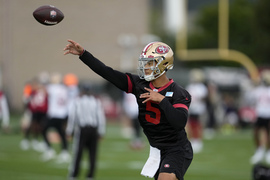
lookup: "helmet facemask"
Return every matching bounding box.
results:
[138,57,160,81]
[137,42,174,81]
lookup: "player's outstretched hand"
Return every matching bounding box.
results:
[64,39,84,56]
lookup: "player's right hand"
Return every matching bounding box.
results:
[64,39,84,56]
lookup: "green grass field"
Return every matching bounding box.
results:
[0,114,255,180]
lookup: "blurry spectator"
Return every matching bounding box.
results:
[20,80,33,133]
[66,83,106,180]
[63,73,80,125]
[63,73,79,99]
[221,93,239,134]
[38,71,50,86]
[250,70,270,164]
[238,80,257,127]
[0,89,10,132]
[122,92,144,150]
[20,77,48,151]
[41,72,70,162]
[186,69,208,153]
[99,92,121,120]
[20,72,50,133]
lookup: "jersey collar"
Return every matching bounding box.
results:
[149,79,174,92]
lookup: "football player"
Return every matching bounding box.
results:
[41,73,70,162]
[186,69,208,153]
[250,70,270,164]
[20,77,48,151]
[0,89,10,132]
[64,40,193,180]
[122,92,144,150]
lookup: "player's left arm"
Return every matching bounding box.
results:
[158,97,190,130]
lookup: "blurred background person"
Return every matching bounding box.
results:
[20,77,48,151]
[63,73,80,129]
[220,93,239,134]
[66,83,106,180]
[122,92,144,150]
[186,68,208,154]
[250,70,270,165]
[20,72,50,136]
[20,80,33,135]
[0,89,10,133]
[63,73,79,109]
[204,80,219,139]
[41,72,70,162]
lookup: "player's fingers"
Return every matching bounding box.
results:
[142,98,151,104]
[139,92,150,98]
[63,49,72,55]
[63,46,71,54]
[144,87,152,92]
[63,51,70,55]
[64,43,73,50]
[63,46,69,51]
[67,39,76,44]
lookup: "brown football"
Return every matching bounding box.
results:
[33,5,64,26]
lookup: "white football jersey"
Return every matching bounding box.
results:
[252,85,270,118]
[186,83,208,115]
[123,93,138,119]
[47,84,69,118]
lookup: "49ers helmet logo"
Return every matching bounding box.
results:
[156,45,169,54]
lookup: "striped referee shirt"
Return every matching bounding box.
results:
[66,95,106,136]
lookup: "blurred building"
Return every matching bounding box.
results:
[0,0,257,113]
[0,0,149,111]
